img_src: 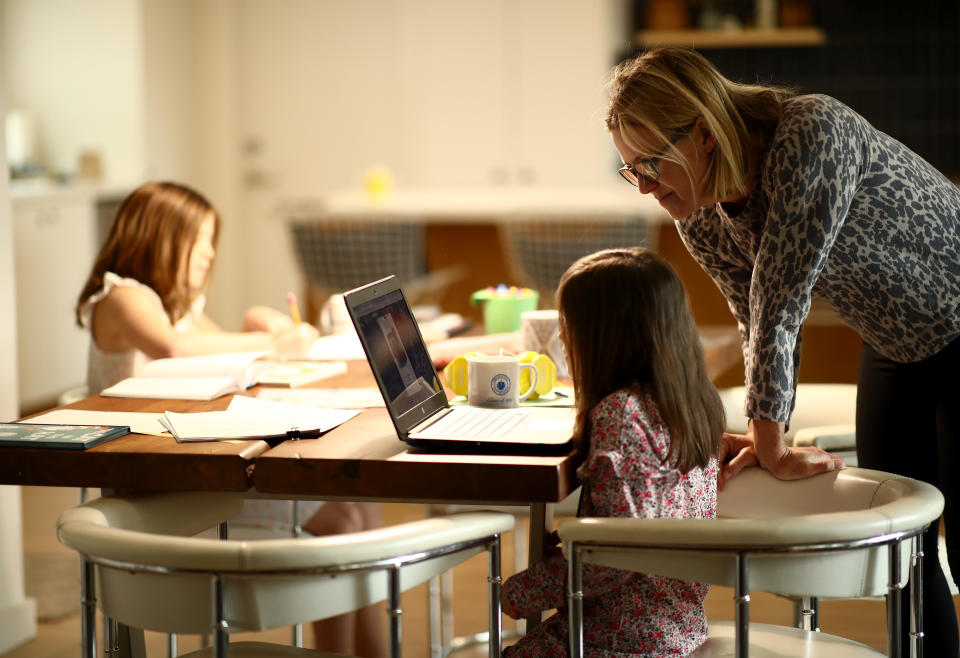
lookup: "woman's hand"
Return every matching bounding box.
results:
[273,322,320,359]
[719,419,845,489]
[751,419,845,480]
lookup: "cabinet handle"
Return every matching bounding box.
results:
[35,207,60,228]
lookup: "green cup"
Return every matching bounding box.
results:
[471,288,540,334]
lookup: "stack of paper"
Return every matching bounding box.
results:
[257,387,385,409]
[158,394,359,442]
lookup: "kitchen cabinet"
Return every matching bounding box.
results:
[11,184,122,414]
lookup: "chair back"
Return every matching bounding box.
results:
[58,491,514,636]
[498,220,649,301]
[561,467,943,598]
[720,384,856,438]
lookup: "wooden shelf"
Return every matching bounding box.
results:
[635,27,827,49]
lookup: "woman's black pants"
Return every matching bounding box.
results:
[857,336,960,657]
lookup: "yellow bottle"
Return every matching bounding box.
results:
[442,352,479,397]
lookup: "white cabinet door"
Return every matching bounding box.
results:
[12,195,96,412]
[402,0,621,187]
[507,0,622,187]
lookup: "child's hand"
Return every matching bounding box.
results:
[274,322,320,359]
[543,529,563,558]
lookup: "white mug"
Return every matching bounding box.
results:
[521,309,568,377]
[467,355,539,408]
[319,294,352,335]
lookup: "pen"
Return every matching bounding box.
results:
[287,291,302,324]
[285,427,322,439]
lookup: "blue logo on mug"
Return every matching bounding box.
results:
[491,374,511,396]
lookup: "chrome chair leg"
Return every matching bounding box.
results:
[80,556,96,658]
[104,617,119,657]
[911,534,924,658]
[213,574,228,658]
[428,575,443,658]
[796,596,819,631]
[389,565,403,658]
[888,537,903,658]
[487,536,503,658]
[567,542,584,658]
[735,554,750,658]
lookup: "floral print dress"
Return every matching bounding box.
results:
[502,384,718,657]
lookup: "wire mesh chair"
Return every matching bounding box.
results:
[289,220,464,324]
[497,219,650,303]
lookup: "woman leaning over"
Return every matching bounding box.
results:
[605,47,960,655]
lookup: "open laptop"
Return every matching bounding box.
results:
[343,275,574,454]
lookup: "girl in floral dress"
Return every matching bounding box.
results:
[501,247,725,656]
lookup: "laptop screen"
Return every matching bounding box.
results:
[350,284,445,422]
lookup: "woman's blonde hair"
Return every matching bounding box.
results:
[76,181,220,326]
[606,47,792,201]
[557,247,724,472]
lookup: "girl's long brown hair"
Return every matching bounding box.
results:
[557,247,724,472]
[75,181,220,326]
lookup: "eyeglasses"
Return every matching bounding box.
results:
[618,123,694,186]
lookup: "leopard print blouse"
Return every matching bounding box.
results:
[678,94,960,423]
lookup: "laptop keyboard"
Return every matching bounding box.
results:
[419,407,533,439]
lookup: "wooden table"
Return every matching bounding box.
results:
[4,395,267,492]
[5,328,740,653]
[5,327,741,514]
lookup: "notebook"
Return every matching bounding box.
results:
[343,275,574,454]
[0,423,130,449]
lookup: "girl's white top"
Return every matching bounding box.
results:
[78,271,324,525]
[78,272,205,395]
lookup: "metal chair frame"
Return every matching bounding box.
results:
[78,527,504,658]
[567,528,928,658]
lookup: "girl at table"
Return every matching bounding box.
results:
[75,180,386,657]
[501,247,724,656]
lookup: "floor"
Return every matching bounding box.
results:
[6,485,960,657]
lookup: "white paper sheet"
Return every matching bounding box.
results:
[159,394,359,441]
[26,409,168,435]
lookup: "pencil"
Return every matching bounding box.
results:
[287,292,302,324]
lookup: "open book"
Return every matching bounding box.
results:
[100,352,269,400]
[100,353,348,400]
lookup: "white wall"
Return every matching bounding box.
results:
[3,0,633,335]
[139,0,244,324]
[2,0,146,186]
[0,21,39,649]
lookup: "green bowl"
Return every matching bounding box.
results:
[471,289,539,334]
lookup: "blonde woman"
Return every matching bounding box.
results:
[606,47,960,655]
